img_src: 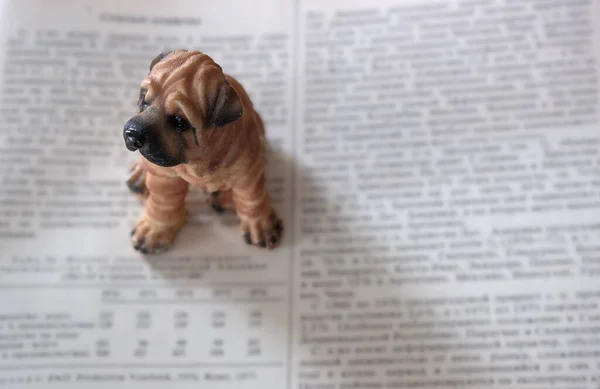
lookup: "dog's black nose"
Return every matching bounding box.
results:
[123,127,145,151]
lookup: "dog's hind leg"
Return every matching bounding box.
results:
[208,190,236,214]
[126,160,149,203]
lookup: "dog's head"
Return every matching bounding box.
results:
[122,50,243,167]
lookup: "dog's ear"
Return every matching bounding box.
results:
[149,51,172,71]
[207,80,243,128]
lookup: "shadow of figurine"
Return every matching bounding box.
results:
[113,49,432,389]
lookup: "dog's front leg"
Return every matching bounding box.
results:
[131,171,189,254]
[232,172,283,249]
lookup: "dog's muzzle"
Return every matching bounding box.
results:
[122,107,184,167]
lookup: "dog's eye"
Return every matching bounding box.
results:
[139,92,149,111]
[170,115,190,132]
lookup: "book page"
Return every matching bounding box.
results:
[1,0,600,388]
[0,0,295,387]
[292,0,600,388]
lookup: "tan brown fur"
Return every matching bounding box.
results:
[125,50,282,254]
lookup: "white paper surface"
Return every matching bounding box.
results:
[0,0,599,388]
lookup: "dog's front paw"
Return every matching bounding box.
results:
[240,210,283,249]
[131,216,181,254]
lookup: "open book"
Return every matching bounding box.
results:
[1,0,599,387]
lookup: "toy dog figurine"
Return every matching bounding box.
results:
[123,50,282,254]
